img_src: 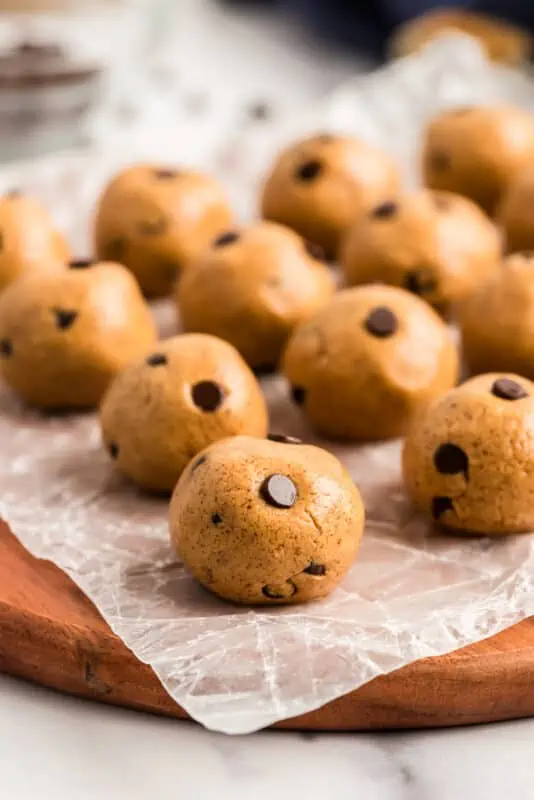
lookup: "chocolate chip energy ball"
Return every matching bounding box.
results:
[169,434,364,605]
[0,260,156,409]
[178,221,334,372]
[341,189,500,313]
[0,190,69,291]
[94,164,233,298]
[100,334,268,493]
[283,285,458,441]
[260,133,401,258]
[403,373,534,535]
[422,106,534,215]
[460,252,534,379]
[498,165,534,253]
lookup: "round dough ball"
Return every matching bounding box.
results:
[498,164,534,253]
[169,434,365,605]
[390,9,531,66]
[178,221,334,371]
[403,373,534,535]
[0,260,156,409]
[422,106,534,215]
[282,285,459,441]
[100,334,269,493]
[94,164,233,298]
[341,189,500,313]
[260,133,401,258]
[460,252,534,379]
[0,190,69,292]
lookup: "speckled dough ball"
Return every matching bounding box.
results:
[460,252,534,379]
[169,434,365,605]
[178,221,334,371]
[0,190,69,292]
[94,164,233,298]
[100,334,269,493]
[282,285,459,441]
[498,165,534,253]
[0,260,156,409]
[422,106,534,215]
[260,134,401,258]
[341,189,500,313]
[403,373,534,535]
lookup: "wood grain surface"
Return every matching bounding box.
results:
[1,519,534,731]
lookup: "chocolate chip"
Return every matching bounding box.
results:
[191,454,207,473]
[432,496,454,520]
[211,512,223,525]
[138,216,167,237]
[262,582,297,599]
[248,101,271,120]
[291,385,306,406]
[268,433,303,444]
[260,473,297,509]
[433,194,450,211]
[146,352,168,367]
[316,133,334,143]
[517,250,534,259]
[5,188,21,198]
[304,240,327,262]
[69,259,94,269]
[429,150,450,171]
[53,308,78,330]
[213,231,239,247]
[371,201,398,219]
[108,441,119,460]
[434,443,469,478]
[0,338,12,357]
[365,306,398,338]
[303,562,326,576]
[403,268,437,296]
[491,378,528,401]
[154,168,178,179]
[253,363,277,377]
[191,380,224,412]
[295,160,322,182]
[103,237,126,261]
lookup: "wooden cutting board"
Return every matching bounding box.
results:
[1,519,534,731]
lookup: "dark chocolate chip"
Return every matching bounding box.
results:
[304,240,327,262]
[103,237,126,261]
[108,441,119,460]
[5,189,21,198]
[371,201,398,219]
[146,352,168,367]
[262,581,297,599]
[260,473,297,509]
[303,562,326,576]
[154,168,178,180]
[365,306,398,338]
[403,268,437,296]
[69,259,94,269]
[191,454,207,473]
[138,216,167,237]
[213,231,239,247]
[291,385,306,406]
[433,194,450,211]
[432,496,454,520]
[53,308,78,330]
[295,159,322,182]
[191,380,224,412]
[253,363,277,377]
[429,150,450,171]
[434,443,469,478]
[316,133,334,143]
[248,101,271,120]
[268,433,303,444]
[0,338,12,357]
[491,378,528,401]
[211,512,223,525]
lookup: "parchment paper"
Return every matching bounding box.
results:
[1,38,534,734]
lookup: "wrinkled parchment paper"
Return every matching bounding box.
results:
[1,38,534,734]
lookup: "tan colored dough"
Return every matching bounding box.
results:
[460,252,534,379]
[178,221,334,371]
[100,334,269,493]
[341,189,500,313]
[403,373,534,535]
[260,133,401,258]
[422,106,534,215]
[94,164,233,298]
[0,260,156,409]
[0,190,69,292]
[169,434,365,605]
[282,285,459,441]
[498,164,534,253]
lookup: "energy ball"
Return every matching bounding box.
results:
[282,285,458,441]
[422,105,534,215]
[94,164,233,298]
[169,434,365,605]
[178,221,334,372]
[0,260,156,409]
[498,164,534,253]
[100,334,268,493]
[0,190,69,292]
[460,252,534,379]
[260,133,401,258]
[403,373,534,535]
[341,189,500,313]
